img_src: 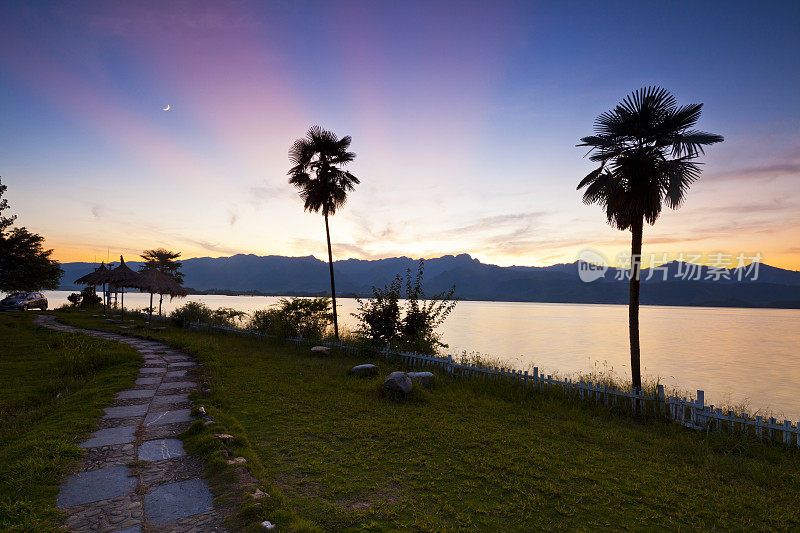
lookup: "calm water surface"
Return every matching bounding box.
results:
[43,291,800,419]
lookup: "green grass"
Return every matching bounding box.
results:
[57,311,800,531]
[0,312,141,531]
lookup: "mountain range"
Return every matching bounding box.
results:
[56,253,800,309]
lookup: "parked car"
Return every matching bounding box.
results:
[0,292,48,310]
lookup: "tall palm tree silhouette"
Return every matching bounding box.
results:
[288,126,360,341]
[578,87,723,392]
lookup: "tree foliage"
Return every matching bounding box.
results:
[287,125,360,217]
[577,86,724,229]
[139,248,183,282]
[0,178,63,293]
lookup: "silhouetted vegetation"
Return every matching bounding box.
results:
[169,302,246,328]
[247,297,332,339]
[288,126,360,342]
[577,87,723,391]
[353,260,458,354]
[0,177,62,293]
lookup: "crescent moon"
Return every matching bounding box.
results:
[162,104,170,111]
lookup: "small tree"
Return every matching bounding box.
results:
[67,293,82,307]
[0,177,63,293]
[353,260,458,354]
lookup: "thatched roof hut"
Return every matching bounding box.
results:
[107,256,141,287]
[134,268,188,297]
[74,262,110,286]
[134,267,187,325]
[106,256,141,321]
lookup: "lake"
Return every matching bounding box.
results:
[42,290,800,420]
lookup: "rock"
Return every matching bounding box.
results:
[215,433,234,443]
[262,521,276,530]
[198,406,206,415]
[311,346,330,355]
[252,489,269,499]
[407,371,435,389]
[384,372,413,395]
[226,457,247,465]
[349,364,377,377]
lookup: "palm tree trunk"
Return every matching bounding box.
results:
[121,288,125,322]
[629,216,644,393]
[159,293,163,316]
[149,292,153,327]
[324,212,339,342]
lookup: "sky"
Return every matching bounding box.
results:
[1,0,798,269]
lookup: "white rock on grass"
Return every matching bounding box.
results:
[349,364,378,377]
[407,371,435,389]
[311,346,330,355]
[384,371,413,395]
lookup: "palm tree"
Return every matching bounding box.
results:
[139,248,184,316]
[288,126,360,342]
[577,86,723,392]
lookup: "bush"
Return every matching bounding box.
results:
[170,302,247,328]
[248,297,332,339]
[79,286,102,308]
[170,302,214,327]
[352,260,457,354]
[66,293,81,308]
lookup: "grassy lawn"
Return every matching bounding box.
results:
[57,311,800,531]
[0,312,141,531]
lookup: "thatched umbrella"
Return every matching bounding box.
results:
[133,267,188,326]
[75,262,112,314]
[106,256,141,322]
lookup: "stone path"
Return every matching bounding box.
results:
[36,315,225,533]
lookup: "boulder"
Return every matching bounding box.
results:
[407,371,435,389]
[311,346,331,355]
[349,364,378,377]
[384,371,413,396]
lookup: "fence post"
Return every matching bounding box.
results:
[695,390,704,427]
[656,384,665,418]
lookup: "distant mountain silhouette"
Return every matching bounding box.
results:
[56,253,800,309]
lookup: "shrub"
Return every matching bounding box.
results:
[352,275,402,347]
[352,260,458,354]
[170,302,248,328]
[211,307,248,328]
[66,293,81,307]
[170,302,214,327]
[248,297,332,339]
[79,286,102,308]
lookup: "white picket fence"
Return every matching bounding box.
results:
[134,314,800,447]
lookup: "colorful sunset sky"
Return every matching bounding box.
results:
[1,1,798,269]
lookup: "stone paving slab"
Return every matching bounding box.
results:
[139,438,185,462]
[80,426,137,448]
[158,381,197,391]
[117,388,156,399]
[144,478,214,525]
[57,465,136,508]
[168,362,197,368]
[165,370,187,378]
[103,404,149,419]
[144,409,194,426]
[135,377,160,385]
[140,366,167,373]
[151,393,190,405]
